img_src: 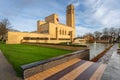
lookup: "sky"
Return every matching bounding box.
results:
[0,0,120,36]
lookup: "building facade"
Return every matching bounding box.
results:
[6,4,76,44]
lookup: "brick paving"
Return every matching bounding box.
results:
[26,58,106,80]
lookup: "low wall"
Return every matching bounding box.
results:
[21,49,89,79]
[91,45,113,62]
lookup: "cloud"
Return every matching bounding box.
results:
[74,0,120,35]
[76,26,95,36]
[0,0,120,35]
[101,10,120,27]
[85,0,120,27]
[68,0,81,7]
[0,0,67,30]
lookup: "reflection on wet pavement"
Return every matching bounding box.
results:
[101,44,120,80]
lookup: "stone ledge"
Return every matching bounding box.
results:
[21,49,90,79]
[21,49,89,70]
[91,45,113,62]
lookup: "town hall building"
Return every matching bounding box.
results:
[6,4,76,44]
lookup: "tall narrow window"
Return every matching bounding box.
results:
[63,30,64,35]
[65,30,66,35]
[60,29,61,35]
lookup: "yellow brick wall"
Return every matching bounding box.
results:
[6,31,72,44]
[66,4,75,28]
[45,14,59,24]
[6,4,76,44]
[6,32,50,44]
[48,22,75,40]
[37,21,46,33]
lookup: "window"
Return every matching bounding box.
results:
[60,29,61,35]
[62,30,64,35]
[23,37,49,40]
[65,30,66,35]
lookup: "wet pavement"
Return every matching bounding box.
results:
[97,44,115,64]
[101,44,120,80]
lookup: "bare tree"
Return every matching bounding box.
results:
[102,28,110,40]
[116,28,120,42]
[83,33,95,43]
[109,27,115,36]
[100,27,120,42]
[103,28,109,36]
[94,31,102,40]
[0,19,10,42]
[82,27,120,43]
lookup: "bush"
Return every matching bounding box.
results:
[56,42,87,47]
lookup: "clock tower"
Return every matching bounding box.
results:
[66,4,75,28]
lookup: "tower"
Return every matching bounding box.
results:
[66,4,75,28]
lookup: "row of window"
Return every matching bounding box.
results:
[23,37,49,40]
[59,38,70,40]
[59,30,71,35]
[23,37,70,40]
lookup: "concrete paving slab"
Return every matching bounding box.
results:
[0,50,23,80]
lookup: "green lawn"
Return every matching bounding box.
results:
[0,42,72,76]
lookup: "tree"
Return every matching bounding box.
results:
[102,28,109,36]
[83,33,95,43]
[102,28,110,40]
[94,31,102,40]
[116,28,120,42]
[0,19,10,42]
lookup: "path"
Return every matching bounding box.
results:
[101,44,120,80]
[97,44,116,64]
[26,58,106,80]
[0,50,23,80]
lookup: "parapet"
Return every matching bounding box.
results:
[45,14,59,24]
[67,4,74,10]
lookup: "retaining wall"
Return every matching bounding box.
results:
[21,49,89,79]
[91,45,113,62]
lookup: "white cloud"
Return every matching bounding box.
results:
[93,6,107,19]
[75,0,120,35]
[92,0,120,28]
[101,10,120,27]
[76,26,95,36]
[1,0,120,35]
[68,0,81,7]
